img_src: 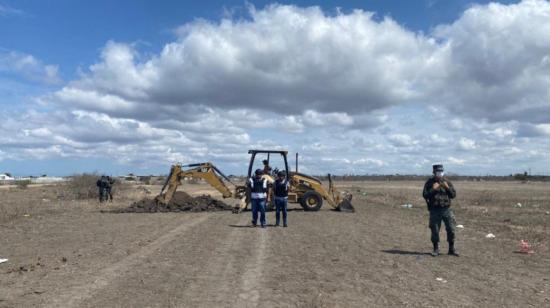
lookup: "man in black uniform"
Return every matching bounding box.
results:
[423,164,459,257]
[96,175,109,203]
[248,169,268,228]
[273,171,289,227]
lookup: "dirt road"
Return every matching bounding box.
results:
[0,182,549,307]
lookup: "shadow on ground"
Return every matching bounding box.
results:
[381,249,431,256]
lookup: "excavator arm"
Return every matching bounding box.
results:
[155,162,238,205]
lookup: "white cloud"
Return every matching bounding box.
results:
[482,127,514,138]
[302,110,354,126]
[48,1,550,128]
[352,158,385,167]
[388,134,418,147]
[432,0,550,123]
[448,157,466,165]
[517,123,550,137]
[458,137,476,150]
[53,5,440,121]
[448,118,463,130]
[0,51,61,84]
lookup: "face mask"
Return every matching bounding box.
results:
[435,171,444,178]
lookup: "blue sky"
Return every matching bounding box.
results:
[1,0,549,176]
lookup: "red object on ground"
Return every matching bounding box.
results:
[519,240,534,254]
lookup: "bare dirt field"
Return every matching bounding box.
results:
[0,180,549,307]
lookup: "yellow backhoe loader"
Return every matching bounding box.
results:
[154,150,354,213]
[238,150,354,212]
[155,162,247,207]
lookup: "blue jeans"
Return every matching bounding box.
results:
[275,197,288,225]
[251,198,266,226]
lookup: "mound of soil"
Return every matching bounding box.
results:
[118,191,233,213]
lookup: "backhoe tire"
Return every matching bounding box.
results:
[300,191,323,211]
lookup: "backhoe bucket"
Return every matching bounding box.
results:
[328,173,355,212]
[336,197,355,212]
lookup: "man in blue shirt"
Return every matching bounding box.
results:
[273,171,289,227]
[248,169,268,228]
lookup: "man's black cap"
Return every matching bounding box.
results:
[432,164,444,172]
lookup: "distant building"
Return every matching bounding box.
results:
[0,173,15,181]
[0,173,15,184]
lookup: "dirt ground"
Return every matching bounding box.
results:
[0,180,549,307]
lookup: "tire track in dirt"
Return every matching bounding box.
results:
[76,212,269,307]
[44,214,210,308]
[235,226,268,307]
[178,213,253,306]
[179,214,269,307]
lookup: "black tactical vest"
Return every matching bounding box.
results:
[250,177,267,193]
[274,179,289,197]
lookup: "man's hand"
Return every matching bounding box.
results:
[442,181,450,189]
[433,182,440,190]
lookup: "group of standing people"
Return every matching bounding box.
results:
[248,168,289,228]
[96,175,115,203]
[93,162,458,256]
[248,162,460,257]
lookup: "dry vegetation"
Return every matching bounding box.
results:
[0,174,138,223]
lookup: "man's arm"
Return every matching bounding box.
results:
[422,180,435,200]
[445,180,456,199]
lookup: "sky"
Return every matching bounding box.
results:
[1,0,549,176]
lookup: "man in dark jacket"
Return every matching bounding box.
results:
[248,169,268,228]
[423,164,459,257]
[273,171,289,227]
[96,175,109,203]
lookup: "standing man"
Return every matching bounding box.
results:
[106,176,115,202]
[96,175,109,203]
[248,169,268,228]
[262,159,272,175]
[423,164,459,257]
[273,171,289,227]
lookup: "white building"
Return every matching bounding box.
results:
[0,173,15,184]
[0,173,15,181]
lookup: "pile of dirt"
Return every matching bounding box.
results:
[117,191,233,213]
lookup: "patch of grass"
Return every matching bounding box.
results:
[16,180,31,189]
[61,173,100,200]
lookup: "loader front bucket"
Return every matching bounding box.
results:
[336,197,355,212]
[327,173,355,212]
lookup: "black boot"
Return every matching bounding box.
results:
[448,242,459,256]
[431,242,439,257]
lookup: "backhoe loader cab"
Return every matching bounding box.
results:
[247,150,290,179]
[244,150,354,212]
